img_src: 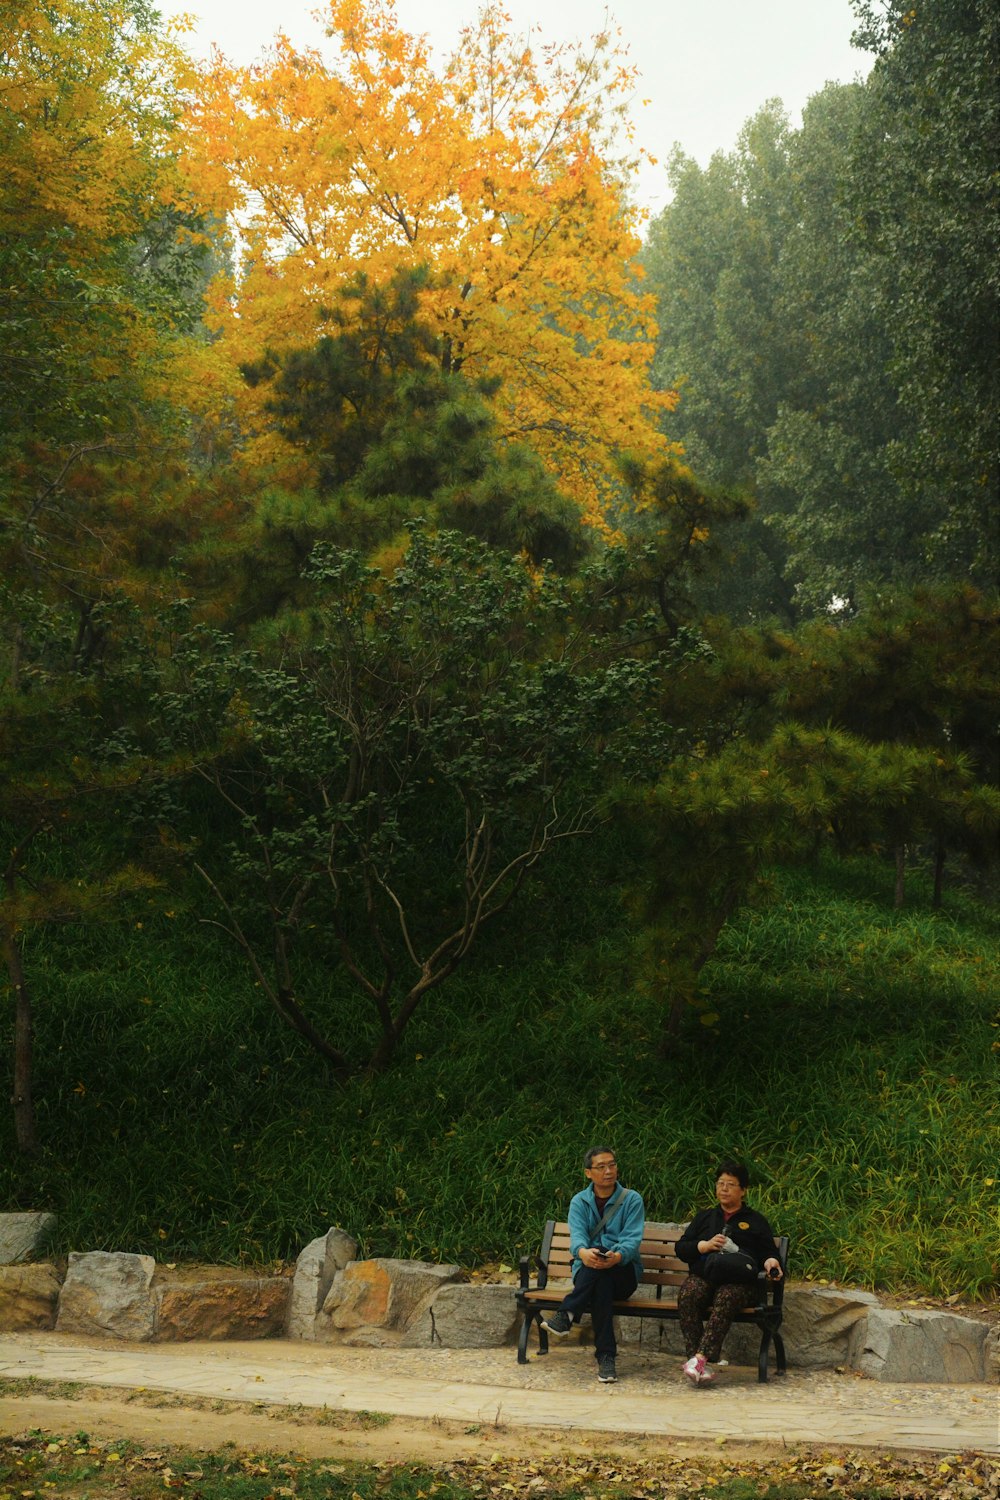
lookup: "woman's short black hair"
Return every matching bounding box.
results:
[715,1159,749,1189]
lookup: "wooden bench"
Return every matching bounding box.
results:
[516,1219,788,1382]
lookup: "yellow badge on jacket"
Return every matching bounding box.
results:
[738,1221,750,1230]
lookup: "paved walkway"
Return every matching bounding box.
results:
[0,1333,996,1456]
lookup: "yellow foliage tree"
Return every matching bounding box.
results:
[184,0,676,529]
[1,0,218,625]
[0,0,200,435]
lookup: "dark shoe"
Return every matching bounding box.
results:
[597,1355,617,1383]
[541,1310,572,1336]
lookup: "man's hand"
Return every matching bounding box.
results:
[579,1247,619,1269]
[764,1258,783,1280]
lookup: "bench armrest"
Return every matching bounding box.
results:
[518,1254,549,1291]
[757,1238,789,1307]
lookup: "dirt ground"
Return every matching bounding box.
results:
[0,1381,798,1468]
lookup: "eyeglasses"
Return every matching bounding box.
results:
[591,1161,618,1173]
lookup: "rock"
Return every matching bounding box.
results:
[335,1325,405,1348]
[0,1263,62,1330]
[0,1212,57,1265]
[320,1259,462,1339]
[322,1260,390,1330]
[850,1307,989,1382]
[287,1227,357,1340]
[781,1287,881,1367]
[154,1267,290,1341]
[985,1324,999,1384]
[402,1283,519,1348]
[56,1251,156,1341]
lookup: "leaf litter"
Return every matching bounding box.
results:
[1,1431,996,1500]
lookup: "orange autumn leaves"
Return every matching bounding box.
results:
[183,0,677,529]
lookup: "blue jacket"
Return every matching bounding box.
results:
[567,1183,645,1279]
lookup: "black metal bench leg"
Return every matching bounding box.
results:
[757,1327,772,1383]
[517,1312,531,1364]
[537,1315,550,1355]
[773,1328,786,1376]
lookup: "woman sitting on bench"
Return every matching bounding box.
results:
[675,1159,783,1385]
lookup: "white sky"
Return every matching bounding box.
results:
[160,0,874,216]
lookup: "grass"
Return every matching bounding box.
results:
[1,845,997,1297]
[1,1428,990,1500]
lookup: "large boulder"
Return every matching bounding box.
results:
[319,1258,462,1345]
[154,1267,290,1341]
[849,1307,989,1382]
[56,1251,156,1341]
[781,1286,881,1367]
[402,1283,519,1348]
[287,1227,357,1340]
[0,1263,62,1330]
[0,1213,57,1265]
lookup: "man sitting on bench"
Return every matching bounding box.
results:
[541,1145,645,1383]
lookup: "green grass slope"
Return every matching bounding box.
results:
[2,850,997,1296]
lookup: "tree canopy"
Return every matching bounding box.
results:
[643,0,999,616]
[184,0,675,530]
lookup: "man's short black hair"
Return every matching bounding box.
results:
[715,1159,749,1189]
[584,1144,617,1170]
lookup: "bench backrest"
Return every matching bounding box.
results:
[539,1219,787,1294]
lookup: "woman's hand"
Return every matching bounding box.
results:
[698,1233,727,1254]
[764,1258,783,1280]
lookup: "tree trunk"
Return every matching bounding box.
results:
[932,837,946,910]
[273,987,351,1078]
[365,1017,403,1076]
[894,845,906,909]
[2,925,37,1153]
[659,989,688,1057]
[10,621,23,694]
[659,881,744,1057]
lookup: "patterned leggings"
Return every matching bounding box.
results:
[677,1274,756,1362]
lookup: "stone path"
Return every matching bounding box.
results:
[0,1333,996,1456]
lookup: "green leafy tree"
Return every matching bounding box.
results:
[0,593,164,1153]
[847,0,999,582]
[643,11,998,614]
[620,581,999,1047]
[644,104,797,492]
[625,720,998,1053]
[0,0,218,667]
[641,106,805,621]
[752,83,918,612]
[158,526,677,1076]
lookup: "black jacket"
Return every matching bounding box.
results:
[676,1204,778,1278]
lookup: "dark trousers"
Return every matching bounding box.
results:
[677,1273,755,1362]
[559,1261,639,1359]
